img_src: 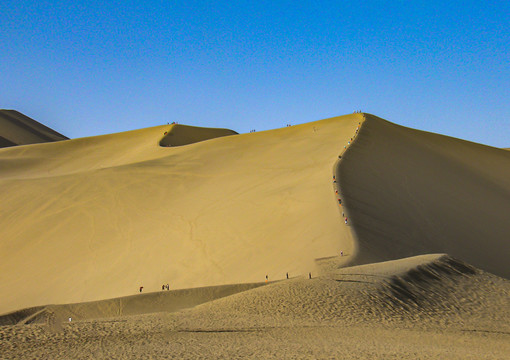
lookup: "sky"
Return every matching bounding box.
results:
[1,1,509,146]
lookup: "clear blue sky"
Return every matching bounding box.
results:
[1,1,509,146]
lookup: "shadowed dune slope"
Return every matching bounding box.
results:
[175,254,509,323]
[338,114,510,278]
[0,110,68,148]
[0,115,360,314]
[159,124,237,147]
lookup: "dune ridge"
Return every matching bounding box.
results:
[337,114,510,278]
[0,282,267,326]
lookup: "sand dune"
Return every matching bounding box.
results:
[338,114,510,278]
[1,112,509,316]
[0,282,267,326]
[0,115,360,314]
[0,110,68,148]
[1,112,509,358]
[1,254,508,358]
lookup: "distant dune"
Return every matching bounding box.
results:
[0,110,68,148]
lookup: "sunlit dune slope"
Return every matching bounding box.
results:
[0,115,360,314]
[0,110,68,148]
[0,124,234,179]
[338,114,510,278]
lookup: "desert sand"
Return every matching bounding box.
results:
[1,113,509,358]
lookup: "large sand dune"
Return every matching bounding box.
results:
[338,114,510,278]
[1,113,509,315]
[1,112,509,358]
[0,110,68,148]
[0,115,360,314]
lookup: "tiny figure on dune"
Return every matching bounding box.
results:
[162,285,165,291]
[340,251,344,257]
[265,275,268,283]
[139,286,143,293]
[345,217,348,224]
[286,272,289,279]
[309,272,312,279]
[166,284,169,290]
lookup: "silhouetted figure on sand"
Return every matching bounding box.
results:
[139,286,143,293]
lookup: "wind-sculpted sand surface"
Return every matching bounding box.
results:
[1,255,509,359]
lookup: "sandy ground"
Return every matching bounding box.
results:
[1,255,509,359]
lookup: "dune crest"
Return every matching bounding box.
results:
[337,114,510,278]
